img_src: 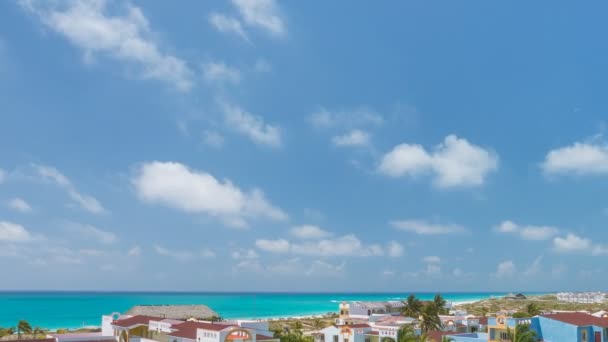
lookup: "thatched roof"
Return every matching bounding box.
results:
[126,305,219,320]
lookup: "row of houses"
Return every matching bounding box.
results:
[556,292,607,304]
[318,300,608,342]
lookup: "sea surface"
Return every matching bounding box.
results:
[0,292,518,329]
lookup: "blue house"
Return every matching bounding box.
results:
[539,312,608,342]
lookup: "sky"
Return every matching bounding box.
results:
[1,0,608,292]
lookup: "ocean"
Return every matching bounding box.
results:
[0,292,513,330]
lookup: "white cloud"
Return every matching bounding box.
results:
[67,223,117,244]
[127,246,142,257]
[289,225,331,239]
[425,263,441,276]
[232,0,286,37]
[8,198,32,213]
[202,62,241,85]
[132,161,287,228]
[33,164,105,214]
[553,233,592,252]
[254,59,272,73]
[306,259,345,276]
[255,234,390,258]
[382,270,396,277]
[0,221,32,242]
[542,142,608,176]
[391,219,467,235]
[523,256,543,276]
[203,130,225,148]
[201,248,216,259]
[21,0,193,91]
[387,241,404,258]
[154,245,194,262]
[332,129,371,147]
[222,103,281,147]
[231,248,259,260]
[208,13,248,41]
[255,239,290,253]
[423,256,441,264]
[553,233,608,256]
[290,234,383,257]
[309,107,384,129]
[0,168,5,184]
[494,220,559,241]
[378,135,498,188]
[495,260,516,278]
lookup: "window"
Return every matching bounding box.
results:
[333,336,339,342]
[344,339,349,342]
[582,330,588,342]
[499,332,509,340]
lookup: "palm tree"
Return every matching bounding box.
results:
[312,319,325,331]
[402,295,423,318]
[32,327,45,339]
[433,294,448,315]
[506,324,537,342]
[525,303,541,316]
[419,305,442,333]
[396,325,418,342]
[17,320,32,340]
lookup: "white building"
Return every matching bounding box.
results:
[556,292,607,304]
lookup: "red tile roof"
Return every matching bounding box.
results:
[364,331,379,336]
[256,335,276,341]
[168,321,235,339]
[112,315,164,328]
[542,312,608,328]
[476,317,488,325]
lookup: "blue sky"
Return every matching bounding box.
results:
[1,0,608,292]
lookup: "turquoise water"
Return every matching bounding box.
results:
[0,292,513,329]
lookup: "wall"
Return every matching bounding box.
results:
[537,317,579,342]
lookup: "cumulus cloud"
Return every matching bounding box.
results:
[494,220,559,241]
[254,235,395,258]
[200,248,216,259]
[232,0,286,37]
[391,219,467,235]
[132,161,287,228]
[289,225,331,239]
[494,260,516,278]
[222,103,281,147]
[423,256,441,264]
[553,233,608,256]
[0,168,5,184]
[208,13,249,41]
[127,246,142,257]
[332,130,371,147]
[66,223,117,244]
[378,135,498,188]
[202,62,241,85]
[542,141,608,176]
[387,241,404,258]
[0,221,32,242]
[33,164,105,214]
[309,107,384,129]
[20,0,193,91]
[154,244,194,262]
[8,198,32,213]
[255,239,290,253]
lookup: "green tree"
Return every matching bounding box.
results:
[17,320,32,339]
[419,304,442,333]
[32,327,45,338]
[525,303,541,316]
[480,307,488,318]
[512,312,528,318]
[208,315,223,323]
[506,324,537,342]
[312,319,325,331]
[396,325,418,342]
[433,294,448,315]
[0,327,15,338]
[402,295,423,318]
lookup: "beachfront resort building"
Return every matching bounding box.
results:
[99,314,277,342]
[557,292,607,304]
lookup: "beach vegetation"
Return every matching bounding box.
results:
[17,320,32,339]
[506,324,537,342]
[0,327,15,338]
[401,295,423,318]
